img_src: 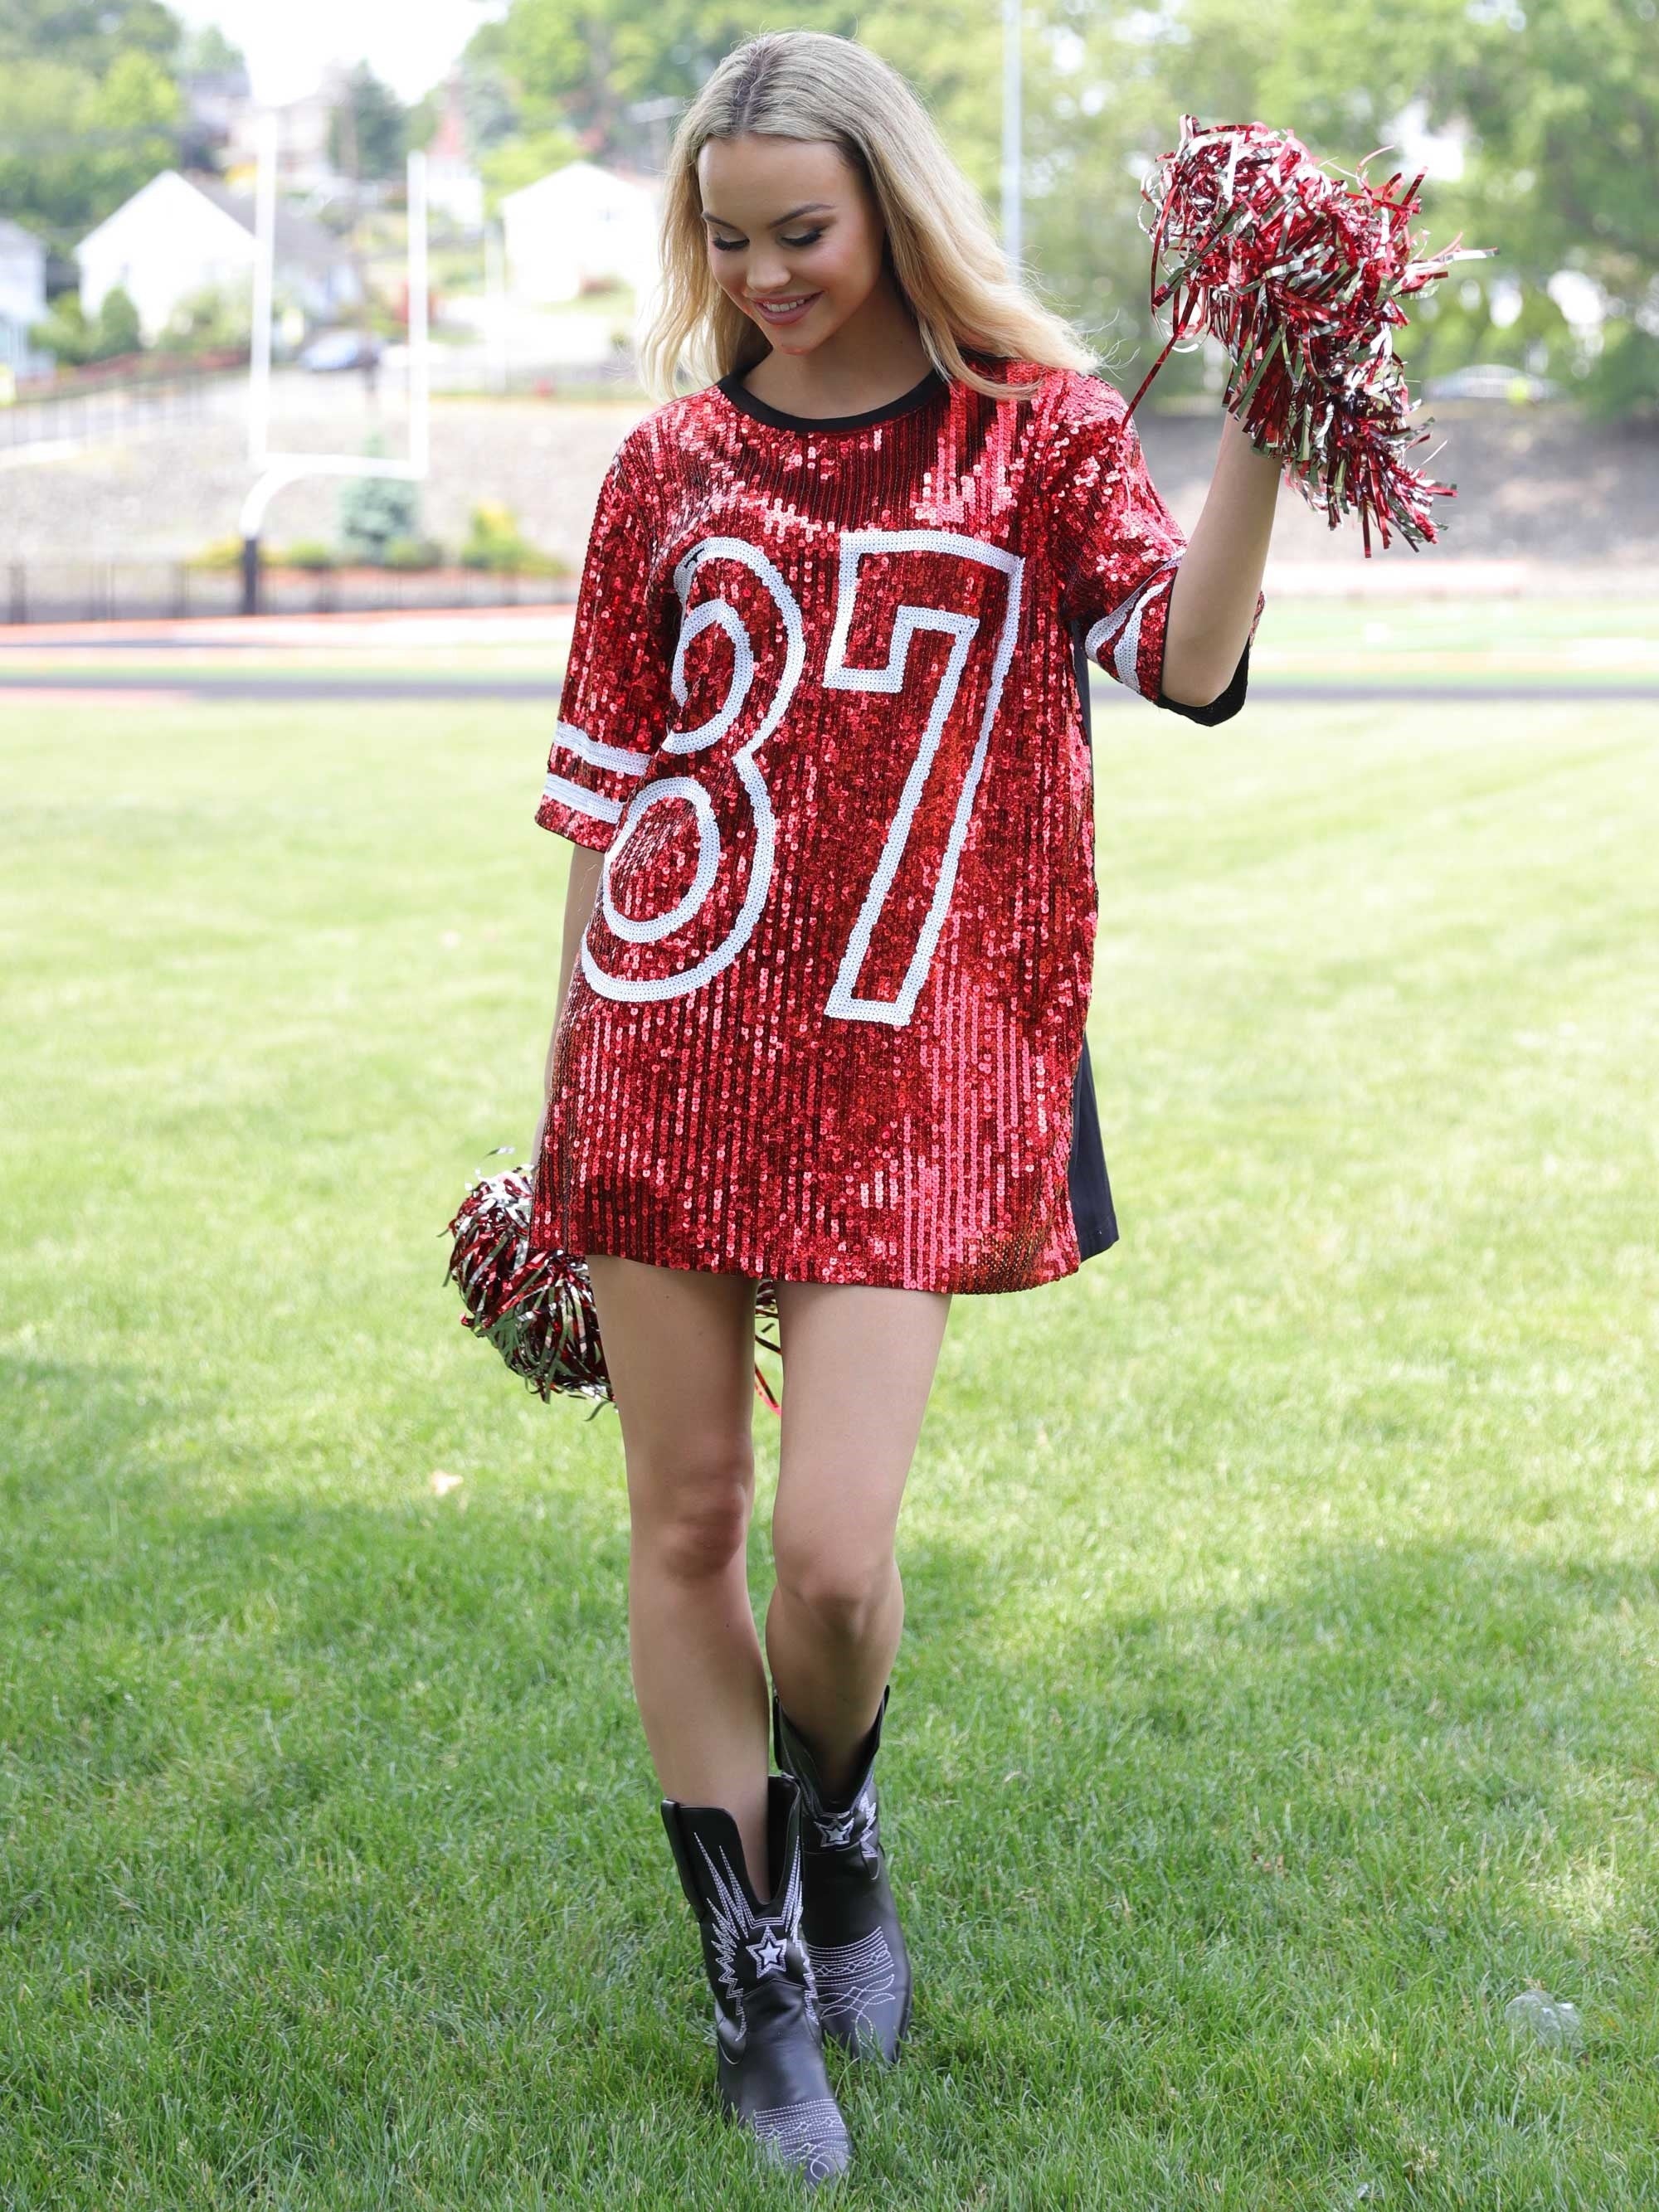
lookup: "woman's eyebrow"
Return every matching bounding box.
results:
[699,202,835,229]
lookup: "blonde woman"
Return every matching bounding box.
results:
[530,28,1277,2185]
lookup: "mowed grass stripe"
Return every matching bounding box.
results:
[2,696,1656,2208]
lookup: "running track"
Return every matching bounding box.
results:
[3,672,1656,704]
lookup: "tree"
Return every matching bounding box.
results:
[0,0,181,70]
[472,0,1659,412]
[174,23,246,77]
[97,283,142,357]
[0,48,182,250]
[329,62,408,182]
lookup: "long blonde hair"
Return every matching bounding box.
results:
[636,30,1101,406]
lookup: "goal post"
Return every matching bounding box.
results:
[240,117,431,614]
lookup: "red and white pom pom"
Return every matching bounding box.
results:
[1129,116,1491,552]
[442,1152,782,1411]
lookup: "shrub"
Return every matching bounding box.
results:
[158,283,251,357]
[279,541,338,572]
[187,535,246,572]
[338,441,423,564]
[381,537,445,571]
[458,501,562,575]
[30,284,144,368]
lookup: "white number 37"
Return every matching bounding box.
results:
[577,526,1025,1030]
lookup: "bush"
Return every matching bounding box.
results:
[338,442,423,565]
[278,541,338,572]
[187,536,246,572]
[381,537,445,571]
[158,283,251,357]
[458,501,562,575]
[30,284,145,368]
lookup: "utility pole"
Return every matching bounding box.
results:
[1001,0,1023,272]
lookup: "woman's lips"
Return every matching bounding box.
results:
[751,293,820,325]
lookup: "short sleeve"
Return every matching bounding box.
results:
[1038,372,1262,727]
[535,440,674,851]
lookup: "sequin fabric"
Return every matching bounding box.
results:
[532,350,1261,1294]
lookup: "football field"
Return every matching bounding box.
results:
[2,683,1656,2206]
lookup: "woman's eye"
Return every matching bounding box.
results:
[712,231,824,253]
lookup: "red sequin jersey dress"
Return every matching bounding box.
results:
[531,348,1261,1294]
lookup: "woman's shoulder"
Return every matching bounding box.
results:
[1015,360,1128,428]
[958,351,1131,450]
[606,391,708,475]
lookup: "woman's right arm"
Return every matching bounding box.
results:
[533,843,605,1158]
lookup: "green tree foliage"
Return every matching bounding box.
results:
[329,62,409,182]
[0,6,185,250]
[459,501,561,572]
[1190,0,1659,410]
[31,282,144,365]
[477,0,1658,414]
[0,0,181,70]
[174,23,247,78]
[158,281,252,356]
[338,447,423,563]
[0,52,182,249]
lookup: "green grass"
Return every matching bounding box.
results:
[2,693,1657,2208]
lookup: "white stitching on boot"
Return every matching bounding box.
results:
[808,1928,897,2032]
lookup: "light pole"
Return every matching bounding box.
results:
[1001,0,1023,272]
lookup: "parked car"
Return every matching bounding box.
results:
[1420,362,1562,403]
[299,328,382,374]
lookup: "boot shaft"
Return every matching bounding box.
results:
[660,1773,811,2012]
[773,1684,888,1849]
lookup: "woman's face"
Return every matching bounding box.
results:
[697,133,890,357]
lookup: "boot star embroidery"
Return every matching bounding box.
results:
[746,1927,789,1977]
[805,1775,877,1850]
[693,1831,805,2006]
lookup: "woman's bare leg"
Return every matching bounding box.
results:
[584,1255,772,1894]
[764,1281,952,1796]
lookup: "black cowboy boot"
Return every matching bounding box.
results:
[772,1683,912,2063]
[660,1772,852,2187]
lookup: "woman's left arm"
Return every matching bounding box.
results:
[1160,415,1282,708]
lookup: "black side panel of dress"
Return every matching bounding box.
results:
[1068,624,1120,1262]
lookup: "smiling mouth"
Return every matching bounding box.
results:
[751,294,820,316]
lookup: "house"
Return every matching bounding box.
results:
[225,70,353,195]
[75,171,360,342]
[179,63,255,167]
[500,161,662,304]
[0,217,51,375]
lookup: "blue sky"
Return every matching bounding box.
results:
[173,0,507,105]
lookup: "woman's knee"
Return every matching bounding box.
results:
[630,1445,755,1583]
[771,1536,896,1641]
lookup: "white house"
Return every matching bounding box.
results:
[0,217,50,375]
[500,161,661,304]
[76,171,359,341]
[225,70,351,195]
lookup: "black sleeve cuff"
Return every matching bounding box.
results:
[1155,637,1252,725]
